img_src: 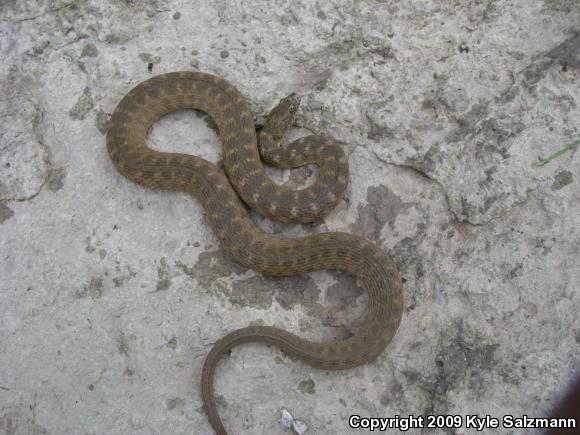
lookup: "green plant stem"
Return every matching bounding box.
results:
[537,139,579,166]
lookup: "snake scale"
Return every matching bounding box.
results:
[106,71,404,434]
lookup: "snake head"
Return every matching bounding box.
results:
[262,93,302,143]
[280,93,301,114]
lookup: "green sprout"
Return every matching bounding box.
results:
[536,139,579,167]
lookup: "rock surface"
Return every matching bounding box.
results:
[1,1,579,434]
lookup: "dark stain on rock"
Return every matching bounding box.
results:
[366,113,396,141]
[421,320,499,416]
[94,109,110,135]
[156,257,171,291]
[85,236,96,253]
[175,260,195,279]
[458,43,470,53]
[421,83,453,118]
[181,250,246,287]
[542,0,575,13]
[0,414,15,434]
[280,13,298,26]
[182,240,373,326]
[393,237,419,269]
[81,43,98,57]
[478,166,497,188]
[520,302,538,319]
[313,77,329,92]
[460,197,474,222]
[508,262,523,279]
[104,31,132,45]
[190,58,201,69]
[0,203,14,223]
[298,378,316,394]
[412,143,444,175]
[453,248,470,265]
[287,165,316,188]
[249,319,265,327]
[172,11,181,20]
[305,271,367,339]
[391,236,425,296]
[368,45,395,61]
[533,237,552,256]
[138,53,161,64]
[402,368,422,385]
[116,332,130,356]
[215,394,228,409]
[26,40,51,57]
[352,185,409,241]
[166,336,177,349]
[179,250,321,310]
[478,118,525,160]
[317,273,365,336]
[273,275,320,310]
[482,194,499,213]
[519,59,553,93]
[324,272,364,307]
[545,31,580,70]
[113,265,136,287]
[76,277,103,298]
[166,397,185,410]
[47,167,66,191]
[380,378,404,406]
[552,170,573,190]
[446,103,489,143]
[224,275,276,309]
[69,87,94,120]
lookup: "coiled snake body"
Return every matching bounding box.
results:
[106,71,404,434]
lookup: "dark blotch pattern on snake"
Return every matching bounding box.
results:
[106,71,404,435]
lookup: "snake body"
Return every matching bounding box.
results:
[106,71,404,435]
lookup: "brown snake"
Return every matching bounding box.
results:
[106,71,404,434]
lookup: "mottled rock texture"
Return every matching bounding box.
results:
[1,1,579,434]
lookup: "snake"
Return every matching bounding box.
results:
[106,71,404,434]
